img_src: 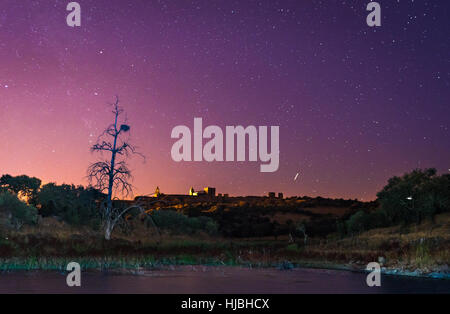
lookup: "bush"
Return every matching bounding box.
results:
[151,210,218,235]
[305,217,337,237]
[377,169,450,225]
[36,183,102,226]
[346,211,368,235]
[345,209,389,235]
[0,192,38,229]
[0,174,41,203]
[366,209,389,229]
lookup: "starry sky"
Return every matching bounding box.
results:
[0,0,449,200]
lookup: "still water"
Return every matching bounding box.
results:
[0,266,448,294]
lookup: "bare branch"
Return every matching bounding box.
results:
[87,161,111,193]
[87,96,146,240]
[109,198,168,240]
[91,141,114,152]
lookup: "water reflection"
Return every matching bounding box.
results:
[0,267,448,294]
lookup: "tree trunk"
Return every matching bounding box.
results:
[104,216,112,240]
[104,110,119,240]
[104,203,113,240]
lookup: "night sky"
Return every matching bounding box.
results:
[0,0,449,200]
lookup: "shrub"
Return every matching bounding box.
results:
[366,209,389,229]
[204,219,219,235]
[336,220,346,238]
[0,174,41,203]
[151,210,218,235]
[0,192,38,229]
[377,169,450,225]
[36,183,102,226]
[305,217,337,237]
[346,211,368,235]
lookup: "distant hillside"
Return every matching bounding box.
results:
[130,195,378,238]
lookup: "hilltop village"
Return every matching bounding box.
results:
[126,185,374,239]
[137,186,284,202]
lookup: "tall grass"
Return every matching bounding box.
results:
[0,255,255,271]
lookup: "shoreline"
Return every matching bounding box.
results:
[292,261,450,280]
[1,257,448,281]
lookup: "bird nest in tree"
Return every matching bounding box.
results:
[120,124,130,132]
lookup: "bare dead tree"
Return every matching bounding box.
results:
[289,223,308,246]
[109,198,163,241]
[296,223,308,246]
[87,96,145,240]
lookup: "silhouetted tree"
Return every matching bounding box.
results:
[36,183,102,227]
[0,192,38,230]
[0,174,41,203]
[377,168,449,224]
[87,96,145,240]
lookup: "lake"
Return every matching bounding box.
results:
[0,266,448,294]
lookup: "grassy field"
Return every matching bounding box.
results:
[0,213,448,277]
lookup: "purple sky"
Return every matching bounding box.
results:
[0,0,449,200]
